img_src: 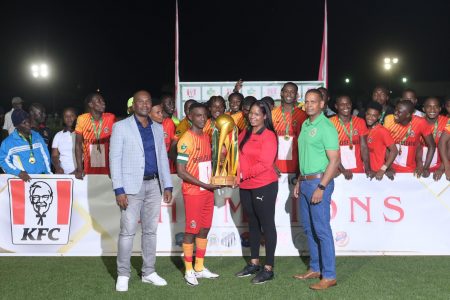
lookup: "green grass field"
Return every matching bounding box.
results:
[1,256,450,299]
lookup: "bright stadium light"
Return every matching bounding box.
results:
[384,63,392,70]
[393,57,399,64]
[384,57,391,64]
[402,77,408,83]
[30,62,50,79]
[345,78,350,84]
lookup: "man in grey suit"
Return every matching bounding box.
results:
[110,90,173,292]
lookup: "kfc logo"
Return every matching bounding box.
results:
[8,178,74,245]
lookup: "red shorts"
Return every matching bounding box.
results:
[183,192,214,234]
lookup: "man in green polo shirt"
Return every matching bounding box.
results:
[292,89,340,290]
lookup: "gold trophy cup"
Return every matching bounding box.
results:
[210,114,239,186]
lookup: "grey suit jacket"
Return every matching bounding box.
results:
[109,115,173,195]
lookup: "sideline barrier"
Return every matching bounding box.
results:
[0,174,449,256]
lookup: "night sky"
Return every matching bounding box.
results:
[1,0,449,116]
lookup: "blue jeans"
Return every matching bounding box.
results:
[299,178,336,279]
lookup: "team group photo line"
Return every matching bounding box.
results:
[1,80,450,291]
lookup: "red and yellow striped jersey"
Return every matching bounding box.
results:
[162,117,176,173]
[203,118,215,140]
[75,112,115,174]
[329,115,368,172]
[175,117,191,140]
[420,115,449,171]
[271,106,307,173]
[226,111,247,133]
[384,114,432,172]
[177,129,213,195]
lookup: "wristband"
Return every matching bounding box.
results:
[380,165,388,171]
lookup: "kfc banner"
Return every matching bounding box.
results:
[0,174,449,256]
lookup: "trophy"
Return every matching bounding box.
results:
[210,114,239,186]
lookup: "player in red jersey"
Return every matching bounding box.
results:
[364,101,398,180]
[384,100,435,177]
[421,97,449,180]
[74,93,115,178]
[177,102,220,286]
[329,95,370,180]
[271,82,307,174]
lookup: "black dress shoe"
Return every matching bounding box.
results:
[251,268,274,284]
[235,263,261,277]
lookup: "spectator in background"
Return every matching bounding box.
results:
[445,97,450,117]
[318,87,336,117]
[384,100,435,177]
[242,96,257,124]
[272,82,307,175]
[226,92,246,132]
[0,109,51,181]
[74,93,115,179]
[371,86,394,125]
[150,98,176,173]
[421,97,448,181]
[3,97,24,134]
[0,107,7,144]
[127,97,134,115]
[175,99,197,140]
[261,96,275,111]
[401,89,425,117]
[364,101,398,180]
[29,103,52,147]
[51,108,78,174]
[329,95,371,180]
[161,94,179,126]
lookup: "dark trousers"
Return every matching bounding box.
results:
[239,181,278,266]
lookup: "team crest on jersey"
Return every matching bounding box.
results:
[190,220,197,229]
[293,120,298,127]
[410,130,415,137]
[367,136,373,143]
[353,129,359,135]
[181,143,187,150]
[103,127,109,133]
[164,132,168,138]
[309,128,317,137]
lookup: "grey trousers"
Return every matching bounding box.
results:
[117,179,161,277]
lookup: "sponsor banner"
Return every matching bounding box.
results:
[0,174,449,256]
[177,81,325,118]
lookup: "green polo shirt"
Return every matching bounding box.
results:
[298,112,339,175]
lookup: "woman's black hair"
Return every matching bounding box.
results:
[239,100,277,153]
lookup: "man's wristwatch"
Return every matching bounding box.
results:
[317,183,326,191]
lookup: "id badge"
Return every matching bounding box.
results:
[89,144,106,167]
[278,136,293,160]
[422,146,438,168]
[394,144,408,167]
[340,145,357,169]
[198,161,212,191]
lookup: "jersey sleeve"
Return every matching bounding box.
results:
[419,118,433,137]
[177,134,192,165]
[74,114,86,135]
[357,117,369,135]
[381,127,395,147]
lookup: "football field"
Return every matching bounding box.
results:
[1,256,450,299]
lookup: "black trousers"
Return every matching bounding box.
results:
[239,181,278,266]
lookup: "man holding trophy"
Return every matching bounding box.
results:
[176,102,222,286]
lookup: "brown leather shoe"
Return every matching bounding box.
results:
[309,278,337,290]
[293,270,321,280]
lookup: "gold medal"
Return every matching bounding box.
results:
[29,156,36,164]
[284,135,290,141]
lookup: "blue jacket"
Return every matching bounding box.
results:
[0,129,51,176]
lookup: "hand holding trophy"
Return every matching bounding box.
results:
[211,114,239,186]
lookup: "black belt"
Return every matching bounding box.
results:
[143,174,159,181]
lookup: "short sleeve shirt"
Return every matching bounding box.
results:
[75,112,115,174]
[367,124,395,171]
[298,113,339,175]
[162,117,176,173]
[227,111,247,132]
[52,130,76,174]
[177,129,212,195]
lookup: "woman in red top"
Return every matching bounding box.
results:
[235,100,278,284]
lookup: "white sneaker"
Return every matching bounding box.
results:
[142,272,167,286]
[184,270,199,286]
[195,268,219,279]
[116,276,129,292]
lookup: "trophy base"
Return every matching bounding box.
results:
[211,176,236,186]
